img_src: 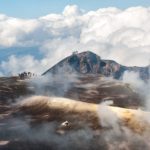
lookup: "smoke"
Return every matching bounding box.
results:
[122,71,150,110]
[98,101,150,150]
[98,101,120,133]
[1,92,150,150]
[0,96,111,150]
[28,65,79,97]
[0,117,105,150]
[2,96,149,150]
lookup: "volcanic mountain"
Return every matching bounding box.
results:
[0,52,150,150]
[42,51,149,80]
[0,51,148,108]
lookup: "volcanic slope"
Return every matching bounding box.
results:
[0,51,147,108]
[0,52,150,150]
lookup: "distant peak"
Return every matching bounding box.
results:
[42,50,149,80]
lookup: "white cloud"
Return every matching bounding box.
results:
[63,5,83,16]
[0,17,41,47]
[0,5,150,76]
[0,55,42,75]
[122,71,150,110]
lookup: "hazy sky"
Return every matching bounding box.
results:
[0,0,150,18]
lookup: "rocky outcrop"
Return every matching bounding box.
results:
[43,51,149,80]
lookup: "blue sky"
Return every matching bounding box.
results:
[0,0,150,18]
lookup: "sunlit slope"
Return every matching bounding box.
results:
[19,96,150,134]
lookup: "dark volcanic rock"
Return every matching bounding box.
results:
[42,51,149,80]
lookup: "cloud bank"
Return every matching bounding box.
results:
[0,5,150,75]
